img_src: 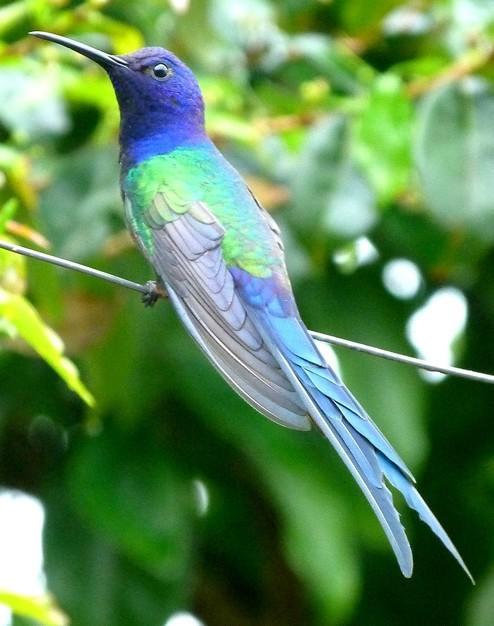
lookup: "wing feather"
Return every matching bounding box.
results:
[139,191,310,431]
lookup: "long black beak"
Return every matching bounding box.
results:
[29,31,128,69]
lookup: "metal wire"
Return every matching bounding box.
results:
[1,239,492,384]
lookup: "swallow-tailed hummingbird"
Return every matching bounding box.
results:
[30,31,471,580]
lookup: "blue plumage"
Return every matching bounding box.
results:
[31,30,473,581]
[240,277,472,581]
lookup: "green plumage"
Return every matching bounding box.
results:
[123,145,284,278]
[31,28,473,587]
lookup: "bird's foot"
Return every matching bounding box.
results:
[142,280,168,307]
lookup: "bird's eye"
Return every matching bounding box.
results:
[150,63,171,81]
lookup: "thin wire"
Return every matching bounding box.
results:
[1,239,493,385]
[311,332,494,383]
[0,240,147,295]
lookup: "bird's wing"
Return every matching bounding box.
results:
[133,190,310,430]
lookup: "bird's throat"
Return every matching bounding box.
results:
[119,117,207,171]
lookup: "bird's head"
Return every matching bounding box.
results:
[30,32,206,162]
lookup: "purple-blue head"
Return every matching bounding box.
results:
[30,32,207,164]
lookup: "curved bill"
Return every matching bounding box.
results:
[29,31,128,69]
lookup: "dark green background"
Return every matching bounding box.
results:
[1,1,494,624]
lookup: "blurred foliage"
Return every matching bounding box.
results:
[0,1,494,625]
[0,591,67,626]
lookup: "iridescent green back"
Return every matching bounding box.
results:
[123,142,285,278]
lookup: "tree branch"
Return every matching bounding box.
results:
[1,239,492,385]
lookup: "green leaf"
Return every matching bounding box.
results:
[0,233,26,294]
[0,145,36,209]
[67,428,194,582]
[339,0,401,33]
[353,74,413,203]
[467,567,494,626]
[0,2,30,40]
[206,110,261,144]
[0,64,69,140]
[415,79,494,241]
[0,198,19,232]
[255,440,360,622]
[0,590,68,626]
[0,287,94,406]
[39,146,121,260]
[43,487,188,626]
[290,115,377,253]
[82,15,145,54]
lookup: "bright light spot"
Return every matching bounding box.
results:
[192,479,210,517]
[168,0,190,14]
[384,7,432,36]
[333,237,379,272]
[0,490,46,626]
[164,612,205,626]
[0,601,8,625]
[454,0,494,31]
[407,288,468,382]
[315,340,341,378]
[460,76,487,96]
[355,237,379,265]
[382,258,421,300]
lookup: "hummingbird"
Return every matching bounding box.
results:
[31,31,471,580]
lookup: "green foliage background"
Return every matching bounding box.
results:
[1,0,494,624]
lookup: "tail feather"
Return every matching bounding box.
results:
[378,452,474,582]
[266,317,416,480]
[252,309,414,576]
[309,384,383,488]
[249,306,471,580]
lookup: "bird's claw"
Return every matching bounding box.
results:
[142,280,168,307]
